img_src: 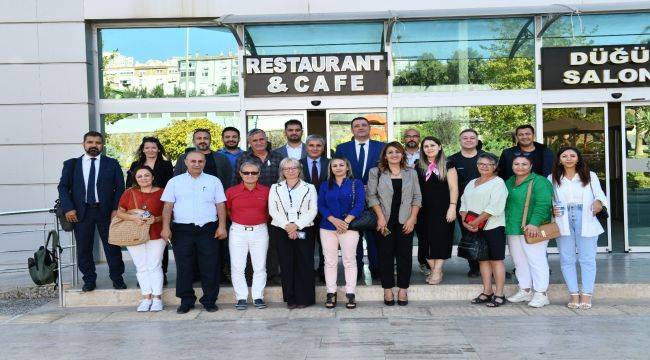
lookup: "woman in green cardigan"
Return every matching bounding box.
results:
[504,155,554,308]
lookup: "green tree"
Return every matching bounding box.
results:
[154,118,224,160]
[215,83,229,95]
[228,81,239,94]
[626,106,650,157]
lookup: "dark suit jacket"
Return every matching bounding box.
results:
[334,139,385,184]
[273,143,307,160]
[300,156,329,190]
[174,149,233,189]
[57,155,125,222]
[125,159,174,188]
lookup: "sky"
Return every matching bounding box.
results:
[101,27,238,62]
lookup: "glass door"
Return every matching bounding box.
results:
[325,109,388,157]
[622,103,650,252]
[542,105,611,252]
[246,110,308,150]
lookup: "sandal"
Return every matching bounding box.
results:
[345,293,356,309]
[325,293,337,309]
[579,293,592,310]
[567,293,580,309]
[486,295,506,308]
[471,293,494,304]
[427,270,443,285]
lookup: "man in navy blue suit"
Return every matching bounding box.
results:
[57,131,126,292]
[334,117,385,280]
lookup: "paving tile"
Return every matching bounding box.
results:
[0,315,13,324]
[614,305,650,316]
[428,305,481,317]
[53,312,111,324]
[197,308,243,321]
[336,306,383,319]
[521,304,577,317]
[9,313,64,324]
[101,311,152,322]
[382,305,430,317]
[288,307,335,319]
[474,305,528,317]
[240,307,290,319]
[306,348,386,359]
[147,309,199,321]
[573,305,625,316]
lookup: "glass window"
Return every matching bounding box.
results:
[99,27,239,99]
[103,112,239,169]
[328,111,388,154]
[625,105,650,247]
[394,105,536,155]
[244,22,384,55]
[246,113,306,150]
[391,18,535,92]
[542,12,650,47]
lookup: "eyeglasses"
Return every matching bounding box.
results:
[477,163,496,167]
[283,167,299,171]
[241,171,259,176]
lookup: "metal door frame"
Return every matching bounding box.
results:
[621,101,650,252]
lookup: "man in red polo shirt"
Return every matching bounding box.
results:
[225,161,271,310]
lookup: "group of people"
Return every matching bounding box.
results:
[57,117,607,313]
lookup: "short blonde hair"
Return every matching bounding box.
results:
[278,157,304,182]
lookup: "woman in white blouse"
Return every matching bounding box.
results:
[268,158,318,308]
[549,147,607,310]
[459,153,508,307]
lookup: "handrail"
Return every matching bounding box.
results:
[0,207,76,307]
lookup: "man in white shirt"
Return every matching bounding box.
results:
[273,119,307,160]
[403,128,421,168]
[161,151,228,314]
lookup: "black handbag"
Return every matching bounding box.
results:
[589,182,609,220]
[457,231,489,261]
[347,179,377,231]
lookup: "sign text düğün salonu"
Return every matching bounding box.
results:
[243,53,388,97]
[541,45,649,90]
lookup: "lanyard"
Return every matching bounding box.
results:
[287,180,300,207]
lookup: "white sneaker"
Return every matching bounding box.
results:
[137,299,152,312]
[507,289,533,303]
[150,298,163,312]
[528,292,550,308]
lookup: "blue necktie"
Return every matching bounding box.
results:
[87,158,97,204]
[358,143,366,178]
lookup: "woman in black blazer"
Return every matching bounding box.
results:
[126,136,174,282]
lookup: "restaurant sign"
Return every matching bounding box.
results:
[542,44,650,90]
[243,52,388,97]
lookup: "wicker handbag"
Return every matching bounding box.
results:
[522,179,560,244]
[108,190,150,247]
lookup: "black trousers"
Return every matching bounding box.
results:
[73,204,124,284]
[377,221,414,289]
[267,223,280,278]
[271,225,316,306]
[172,222,220,307]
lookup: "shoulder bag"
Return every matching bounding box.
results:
[108,190,150,247]
[589,181,609,220]
[28,230,62,286]
[457,230,489,261]
[522,178,560,244]
[347,179,378,231]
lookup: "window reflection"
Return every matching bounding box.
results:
[103,112,239,169]
[244,22,384,55]
[394,105,535,155]
[328,112,388,154]
[246,113,306,150]
[542,12,650,47]
[99,27,239,99]
[391,18,535,92]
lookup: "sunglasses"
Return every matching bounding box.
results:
[241,171,260,176]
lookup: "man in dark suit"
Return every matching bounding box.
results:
[174,128,233,189]
[273,119,307,160]
[57,131,126,292]
[300,134,330,282]
[334,117,385,280]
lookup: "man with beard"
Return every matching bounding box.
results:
[273,119,307,160]
[217,127,244,169]
[57,131,126,292]
[497,124,554,180]
[448,129,484,277]
[174,128,232,189]
[233,129,284,283]
[403,128,421,168]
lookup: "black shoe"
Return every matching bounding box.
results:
[112,279,127,290]
[467,269,480,278]
[345,293,356,309]
[176,304,195,314]
[253,299,267,309]
[325,293,337,309]
[235,299,247,310]
[82,282,96,292]
[204,304,219,312]
[384,298,395,306]
[163,274,168,286]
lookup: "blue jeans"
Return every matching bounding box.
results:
[556,204,598,295]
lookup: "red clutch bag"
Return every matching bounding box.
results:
[464,211,487,230]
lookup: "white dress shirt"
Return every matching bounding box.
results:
[354,139,370,175]
[161,172,226,226]
[285,144,303,160]
[81,154,101,202]
[559,174,584,204]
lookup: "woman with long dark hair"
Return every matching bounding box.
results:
[367,142,422,306]
[415,137,458,285]
[126,137,174,283]
[550,147,607,310]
